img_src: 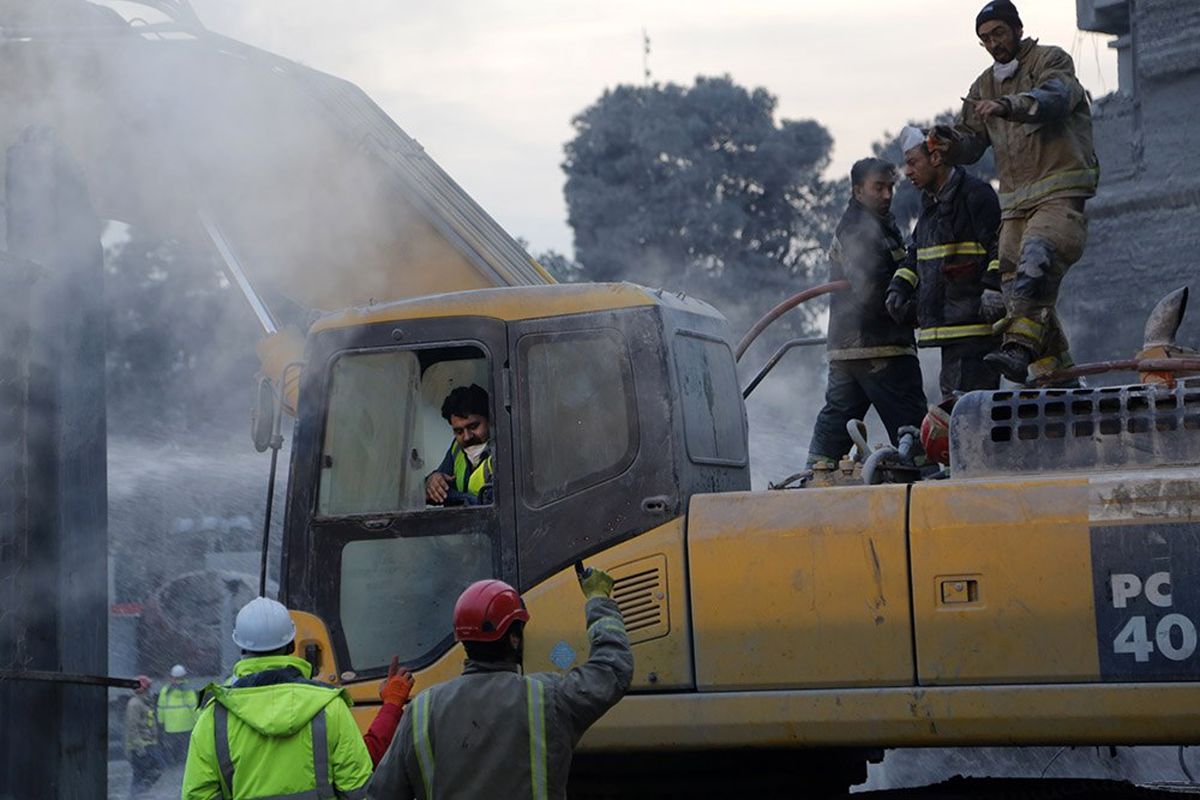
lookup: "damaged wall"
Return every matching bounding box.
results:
[1065,0,1200,364]
[0,129,108,800]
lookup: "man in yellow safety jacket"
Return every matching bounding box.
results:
[930,0,1098,385]
[182,597,373,799]
[424,384,495,506]
[157,663,199,764]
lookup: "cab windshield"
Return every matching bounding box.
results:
[317,344,493,516]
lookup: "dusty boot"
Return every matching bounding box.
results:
[984,344,1033,383]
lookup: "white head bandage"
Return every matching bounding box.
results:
[899,125,926,154]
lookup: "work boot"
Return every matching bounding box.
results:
[984,344,1033,384]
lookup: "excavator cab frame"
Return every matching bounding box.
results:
[278,286,750,681]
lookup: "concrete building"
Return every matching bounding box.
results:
[1065,0,1200,363]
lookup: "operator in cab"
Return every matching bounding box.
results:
[424,384,495,506]
[366,569,633,800]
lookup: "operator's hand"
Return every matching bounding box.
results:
[578,567,615,600]
[379,656,414,707]
[973,99,1008,119]
[425,472,451,504]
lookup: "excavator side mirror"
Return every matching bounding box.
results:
[251,376,276,453]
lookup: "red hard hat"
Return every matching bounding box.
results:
[453,579,530,642]
[921,401,953,465]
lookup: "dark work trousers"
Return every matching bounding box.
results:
[807,355,928,464]
[128,750,162,798]
[163,731,191,764]
[938,337,1002,400]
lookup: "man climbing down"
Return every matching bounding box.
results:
[807,157,927,467]
[887,125,1003,399]
[929,0,1099,385]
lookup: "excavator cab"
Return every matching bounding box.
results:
[279,284,750,680]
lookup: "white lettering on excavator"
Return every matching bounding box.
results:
[1110,570,1196,663]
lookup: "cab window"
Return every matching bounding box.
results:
[674,333,748,466]
[339,532,493,667]
[317,345,492,516]
[518,328,638,507]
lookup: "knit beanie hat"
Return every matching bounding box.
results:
[976,0,1022,34]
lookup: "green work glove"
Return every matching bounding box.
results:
[578,567,615,600]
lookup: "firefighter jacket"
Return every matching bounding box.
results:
[182,655,373,800]
[889,167,1002,346]
[157,683,200,734]
[945,38,1099,218]
[124,693,158,757]
[826,198,917,361]
[366,597,634,800]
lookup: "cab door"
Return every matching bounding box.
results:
[282,316,517,681]
[507,307,678,589]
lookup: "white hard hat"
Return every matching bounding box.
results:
[170,664,187,678]
[232,597,296,652]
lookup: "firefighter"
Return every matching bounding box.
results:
[156,663,199,764]
[182,597,373,799]
[807,157,927,467]
[887,126,1004,399]
[124,675,161,799]
[366,569,634,799]
[929,0,1099,384]
[424,384,494,506]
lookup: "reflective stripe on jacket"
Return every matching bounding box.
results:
[367,597,634,800]
[947,39,1099,218]
[181,655,372,800]
[826,198,918,362]
[894,167,1002,346]
[158,685,200,733]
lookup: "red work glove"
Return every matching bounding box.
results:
[379,656,414,707]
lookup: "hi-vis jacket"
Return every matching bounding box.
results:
[158,684,200,734]
[890,167,1002,346]
[182,655,373,800]
[433,441,494,500]
[367,597,634,800]
[945,38,1099,218]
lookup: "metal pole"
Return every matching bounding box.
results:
[199,209,279,336]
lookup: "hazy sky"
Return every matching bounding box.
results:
[190,0,1118,255]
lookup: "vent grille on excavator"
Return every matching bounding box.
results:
[610,557,669,644]
[950,377,1200,478]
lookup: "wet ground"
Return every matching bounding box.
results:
[107,746,1200,798]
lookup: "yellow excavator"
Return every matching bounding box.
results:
[7,4,1200,796]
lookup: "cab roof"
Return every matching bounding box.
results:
[310,283,725,332]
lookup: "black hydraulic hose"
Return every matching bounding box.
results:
[734,281,849,362]
[259,443,280,598]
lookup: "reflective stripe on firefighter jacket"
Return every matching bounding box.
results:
[890,167,1002,347]
[946,38,1099,219]
[825,198,917,361]
[366,598,634,800]
[158,684,200,734]
[451,441,494,498]
[181,655,372,800]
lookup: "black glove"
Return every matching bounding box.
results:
[885,276,916,325]
[979,289,1006,323]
